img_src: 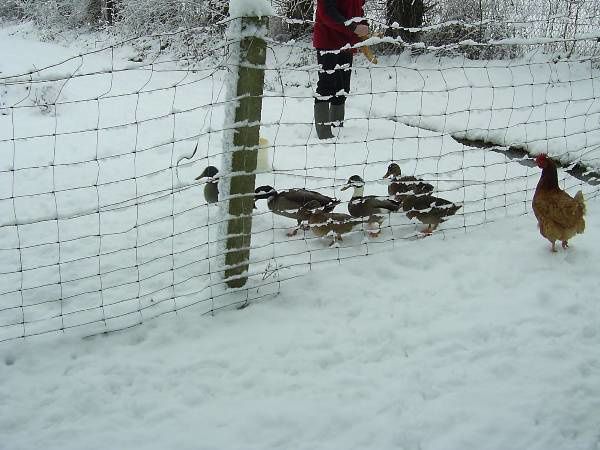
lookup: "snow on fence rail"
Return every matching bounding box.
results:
[1,17,600,342]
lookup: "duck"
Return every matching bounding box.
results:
[195,166,219,204]
[383,163,434,197]
[341,175,400,235]
[297,200,367,247]
[194,137,269,205]
[254,185,340,235]
[396,193,461,234]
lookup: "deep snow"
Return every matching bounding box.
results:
[2,206,599,450]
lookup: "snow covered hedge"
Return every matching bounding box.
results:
[115,0,228,36]
[1,0,228,35]
[0,0,24,19]
[5,0,99,29]
[0,0,231,62]
[1,0,599,58]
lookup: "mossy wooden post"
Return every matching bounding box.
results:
[224,16,267,288]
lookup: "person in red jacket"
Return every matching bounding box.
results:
[313,0,369,139]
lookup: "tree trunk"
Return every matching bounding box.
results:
[102,0,117,24]
[385,0,424,43]
[285,0,313,39]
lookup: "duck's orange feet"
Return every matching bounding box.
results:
[420,225,434,236]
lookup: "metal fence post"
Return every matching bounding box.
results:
[223,15,268,288]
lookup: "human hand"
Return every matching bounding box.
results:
[354,24,369,37]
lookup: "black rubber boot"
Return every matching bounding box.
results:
[314,101,334,139]
[330,102,345,127]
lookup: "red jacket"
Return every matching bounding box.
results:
[313,0,365,50]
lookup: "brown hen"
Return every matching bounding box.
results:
[532,154,586,252]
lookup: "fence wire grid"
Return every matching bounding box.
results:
[1,18,600,342]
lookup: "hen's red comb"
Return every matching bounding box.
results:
[535,153,548,166]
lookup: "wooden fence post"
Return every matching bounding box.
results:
[223,15,268,288]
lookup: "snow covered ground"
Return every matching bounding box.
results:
[2,206,600,450]
[1,20,600,449]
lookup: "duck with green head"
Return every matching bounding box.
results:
[341,175,399,235]
[195,166,219,204]
[383,163,434,198]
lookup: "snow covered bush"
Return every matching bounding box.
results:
[422,22,519,59]
[16,0,99,30]
[1,0,598,59]
[270,0,313,41]
[426,0,600,57]
[114,0,228,36]
[110,0,230,63]
[0,0,25,20]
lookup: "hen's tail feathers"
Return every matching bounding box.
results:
[575,191,586,234]
[575,191,586,215]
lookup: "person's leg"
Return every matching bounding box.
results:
[316,51,339,100]
[314,50,338,139]
[330,51,353,126]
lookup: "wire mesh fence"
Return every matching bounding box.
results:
[1,16,599,342]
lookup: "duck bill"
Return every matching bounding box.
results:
[340,184,351,191]
[383,169,392,179]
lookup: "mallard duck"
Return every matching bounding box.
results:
[341,175,400,217]
[341,175,400,236]
[195,138,268,205]
[297,200,365,246]
[255,185,340,235]
[397,193,461,234]
[383,163,434,197]
[195,166,219,204]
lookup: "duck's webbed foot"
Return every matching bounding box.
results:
[329,234,343,247]
[421,224,435,236]
[365,217,382,237]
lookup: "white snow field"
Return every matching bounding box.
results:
[1,20,600,450]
